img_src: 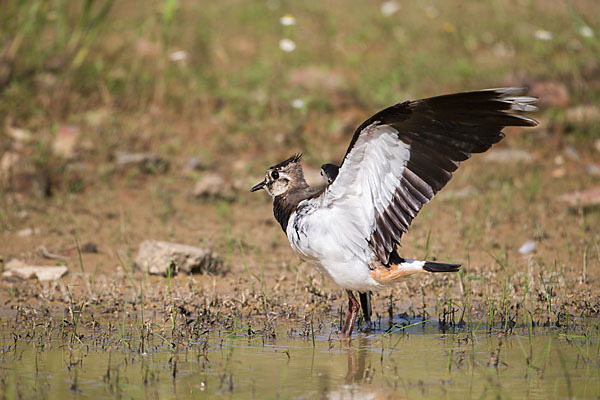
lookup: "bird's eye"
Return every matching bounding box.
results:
[271,171,279,180]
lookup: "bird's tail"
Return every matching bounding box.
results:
[370,258,461,284]
[422,260,461,273]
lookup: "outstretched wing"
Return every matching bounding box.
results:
[317,88,538,264]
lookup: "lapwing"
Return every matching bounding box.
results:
[251,88,538,336]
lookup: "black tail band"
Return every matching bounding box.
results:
[423,261,461,273]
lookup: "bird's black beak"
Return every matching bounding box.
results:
[250,180,266,192]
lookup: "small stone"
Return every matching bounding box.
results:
[52,125,80,159]
[0,152,49,196]
[17,227,40,237]
[483,149,534,164]
[518,240,536,255]
[192,173,235,200]
[5,259,24,269]
[563,146,581,162]
[134,240,222,275]
[169,50,188,62]
[586,164,600,177]
[6,127,31,143]
[3,261,68,281]
[553,155,564,165]
[565,105,600,125]
[114,151,169,173]
[184,156,207,172]
[558,187,600,209]
[80,241,98,253]
[0,151,21,174]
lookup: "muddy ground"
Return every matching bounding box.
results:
[1,0,600,341]
[1,110,599,336]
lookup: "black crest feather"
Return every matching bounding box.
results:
[271,153,303,170]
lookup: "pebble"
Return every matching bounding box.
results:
[80,241,98,253]
[3,260,68,281]
[192,173,235,200]
[134,240,222,275]
[565,104,600,124]
[114,151,169,173]
[17,227,40,237]
[587,164,600,177]
[52,125,80,159]
[6,127,31,143]
[0,152,21,174]
[563,146,581,162]
[184,156,207,172]
[483,149,533,164]
[518,240,536,255]
[558,187,600,209]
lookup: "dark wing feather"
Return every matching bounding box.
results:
[329,88,538,264]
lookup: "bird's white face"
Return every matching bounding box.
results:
[250,157,303,198]
[262,167,294,197]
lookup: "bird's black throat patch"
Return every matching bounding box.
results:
[273,194,296,232]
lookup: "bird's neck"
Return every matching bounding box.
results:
[272,182,315,233]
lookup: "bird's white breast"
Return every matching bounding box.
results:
[286,200,383,292]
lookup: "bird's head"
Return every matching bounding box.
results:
[320,163,339,185]
[250,153,307,198]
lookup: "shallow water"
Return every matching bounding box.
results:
[1,319,598,399]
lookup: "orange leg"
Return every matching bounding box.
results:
[341,290,361,337]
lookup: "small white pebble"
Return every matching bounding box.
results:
[518,240,536,255]
[169,50,188,62]
[17,227,40,237]
[553,155,564,165]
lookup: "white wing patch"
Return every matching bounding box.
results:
[318,124,411,257]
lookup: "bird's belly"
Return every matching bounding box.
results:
[287,210,382,292]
